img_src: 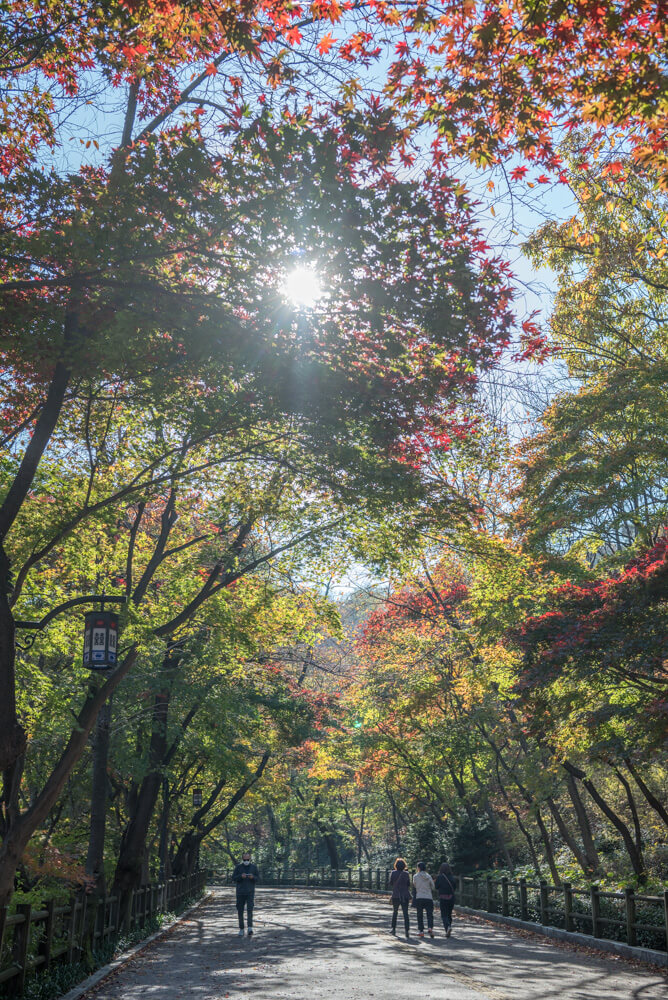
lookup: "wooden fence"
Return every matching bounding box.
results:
[0,870,206,996]
[457,874,668,953]
[219,867,668,953]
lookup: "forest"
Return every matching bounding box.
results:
[0,0,666,938]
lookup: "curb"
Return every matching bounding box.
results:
[455,904,668,969]
[60,890,213,1000]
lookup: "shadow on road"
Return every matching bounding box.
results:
[92,889,668,1000]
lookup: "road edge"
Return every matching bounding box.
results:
[59,890,213,1000]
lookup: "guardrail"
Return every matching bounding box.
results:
[217,867,668,953]
[0,870,207,995]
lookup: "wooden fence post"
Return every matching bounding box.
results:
[519,878,528,921]
[100,894,109,945]
[66,894,78,962]
[347,868,352,888]
[590,884,601,938]
[376,868,381,890]
[539,880,549,926]
[458,875,464,904]
[501,877,509,917]
[563,883,573,932]
[662,889,668,953]
[79,891,88,955]
[39,899,56,971]
[85,893,100,958]
[486,876,493,913]
[13,903,31,995]
[0,905,8,962]
[624,888,636,946]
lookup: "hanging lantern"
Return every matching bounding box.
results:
[83,610,119,670]
[193,788,203,808]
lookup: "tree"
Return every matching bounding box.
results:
[519,157,668,557]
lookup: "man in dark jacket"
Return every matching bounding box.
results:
[232,852,260,937]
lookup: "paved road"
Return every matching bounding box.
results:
[88,890,667,1000]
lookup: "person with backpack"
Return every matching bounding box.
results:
[389,858,411,938]
[412,861,435,938]
[435,862,456,937]
[231,851,260,937]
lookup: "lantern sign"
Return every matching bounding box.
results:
[83,610,119,670]
[193,788,203,808]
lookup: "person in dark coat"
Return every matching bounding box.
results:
[232,851,260,937]
[389,857,411,938]
[435,862,456,937]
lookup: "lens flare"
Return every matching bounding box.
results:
[280,265,323,308]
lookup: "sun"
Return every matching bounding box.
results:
[280,264,324,309]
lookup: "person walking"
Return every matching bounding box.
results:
[413,861,435,938]
[232,851,260,937]
[389,858,411,938]
[435,862,456,937]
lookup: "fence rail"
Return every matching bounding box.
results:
[217,867,668,953]
[0,870,206,996]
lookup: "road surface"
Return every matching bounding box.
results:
[86,889,667,1000]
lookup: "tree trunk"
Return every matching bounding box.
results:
[545,795,591,876]
[322,832,339,869]
[112,657,176,920]
[563,763,646,883]
[172,829,199,877]
[158,778,170,881]
[387,790,403,854]
[172,755,270,877]
[484,800,513,869]
[565,771,600,873]
[614,768,644,858]
[86,698,112,892]
[509,800,542,878]
[0,546,25,781]
[624,759,668,828]
[534,806,561,885]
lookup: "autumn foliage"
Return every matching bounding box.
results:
[512,537,668,696]
[1,0,667,915]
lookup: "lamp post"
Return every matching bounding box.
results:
[193,788,203,808]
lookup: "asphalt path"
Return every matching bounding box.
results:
[87,889,667,1000]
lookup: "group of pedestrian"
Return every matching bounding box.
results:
[389,858,456,940]
[231,851,456,942]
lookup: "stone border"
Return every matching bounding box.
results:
[455,904,668,969]
[59,890,213,1000]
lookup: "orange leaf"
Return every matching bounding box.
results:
[317,32,336,55]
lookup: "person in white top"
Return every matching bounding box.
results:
[412,861,435,937]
